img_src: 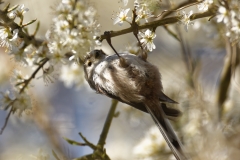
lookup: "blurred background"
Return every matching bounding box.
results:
[1,0,240,160]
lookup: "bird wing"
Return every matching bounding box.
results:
[161,103,182,118]
[159,92,178,104]
[96,84,182,119]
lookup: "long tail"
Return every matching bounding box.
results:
[145,102,187,160]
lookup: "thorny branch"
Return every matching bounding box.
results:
[0,9,43,47]
[98,7,216,42]
[0,1,50,134]
[0,58,49,134]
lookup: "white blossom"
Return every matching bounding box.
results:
[47,0,100,66]
[38,65,56,85]
[227,13,240,44]
[0,27,19,50]
[53,19,70,34]
[135,7,154,22]
[0,90,13,109]
[47,41,67,65]
[178,10,194,32]
[64,28,83,46]
[11,70,28,90]
[62,0,75,6]
[13,92,31,116]
[0,26,9,39]
[216,6,229,24]
[56,2,72,15]
[9,41,28,64]
[113,8,131,25]
[134,0,160,13]
[231,19,240,34]
[60,63,83,88]
[197,0,213,11]
[0,36,12,50]
[8,4,29,19]
[139,29,156,51]
[23,45,38,67]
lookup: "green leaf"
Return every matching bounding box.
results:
[3,3,10,12]
[63,137,86,146]
[22,19,37,27]
[7,4,19,13]
[33,21,40,36]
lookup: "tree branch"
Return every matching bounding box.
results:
[19,58,49,93]
[0,9,43,47]
[97,99,118,147]
[0,103,14,134]
[0,58,49,135]
[98,9,215,42]
[216,38,234,121]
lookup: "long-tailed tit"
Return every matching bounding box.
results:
[83,49,187,160]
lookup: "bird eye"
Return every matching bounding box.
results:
[87,61,92,66]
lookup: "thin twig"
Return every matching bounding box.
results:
[163,25,180,41]
[74,100,118,160]
[176,26,195,89]
[97,100,118,147]
[79,132,97,150]
[98,9,215,42]
[0,58,49,135]
[216,37,232,121]
[19,58,49,93]
[0,105,14,134]
[0,10,43,47]
[157,0,204,18]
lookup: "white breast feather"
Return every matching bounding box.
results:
[93,60,116,95]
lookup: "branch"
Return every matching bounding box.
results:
[0,9,43,47]
[0,58,49,135]
[164,25,180,41]
[97,99,118,147]
[75,100,118,160]
[159,0,203,18]
[19,58,49,93]
[176,26,195,89]
[216,38,234,121]
[0,104,14,134]
[98,9,215,42]
[79,132,97,150]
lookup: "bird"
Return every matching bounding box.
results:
[83,49,187,160]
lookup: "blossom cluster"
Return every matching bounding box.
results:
[0,4,32,115]
[46,0,100,87]
[0,0,99,116]
[197,0,213,12]
[48,0,100,63]
[177,10,194,32]
[112,0,159,52]
[215,0,240,46]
